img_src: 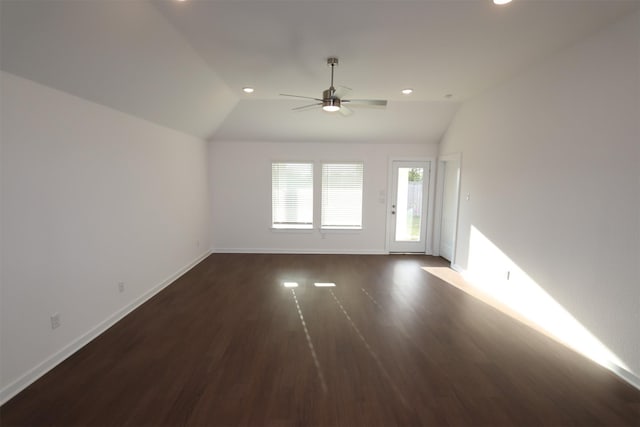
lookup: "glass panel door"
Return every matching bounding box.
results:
[389,161,430,253]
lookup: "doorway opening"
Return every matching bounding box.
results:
[433,154,461,264]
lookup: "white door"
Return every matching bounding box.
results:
[388,161,430,253]
[439,160,460,261]
[433,154,461,264]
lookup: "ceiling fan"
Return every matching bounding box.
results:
[280,57,388,116]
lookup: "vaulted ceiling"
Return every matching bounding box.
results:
[2,0,638,143]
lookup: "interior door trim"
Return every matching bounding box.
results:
[433,153,462,265]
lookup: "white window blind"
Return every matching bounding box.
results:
[272,163,313,229]
[321,163,363,229]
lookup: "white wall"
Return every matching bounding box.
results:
[439,11,640,382]
[209,141,437,253]
[0,72,212,402]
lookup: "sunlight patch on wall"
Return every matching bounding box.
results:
[447,226,628,374]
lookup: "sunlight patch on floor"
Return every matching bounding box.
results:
[290,289,327,393]
[313,282,336,287]
[423,226,629,376]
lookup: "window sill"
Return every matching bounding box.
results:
[320,228,363,234]
[270,227,315,233]
[269,227,363,234]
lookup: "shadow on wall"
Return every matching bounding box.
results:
[423,225,634,386]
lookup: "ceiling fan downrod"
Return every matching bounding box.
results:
[327,57,338,94]
[322,57,341,111]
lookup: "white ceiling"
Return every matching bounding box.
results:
[2,0,638,143]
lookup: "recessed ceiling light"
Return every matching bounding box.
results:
[493,0,512,5]
[242,87,255,94]
[283,282,299,288]
[401,88,413,95]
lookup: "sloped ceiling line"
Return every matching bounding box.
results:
[2,0,638,143]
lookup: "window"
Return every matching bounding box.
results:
[271,162,364,231]
[271,163,313,229]
[321,163,363,229]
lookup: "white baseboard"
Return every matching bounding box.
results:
[611,364,640,391]
[210,248,387,255]
[0,250,211,405]
[451,263,464,273]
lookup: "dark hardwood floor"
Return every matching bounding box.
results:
[2,254,639,426]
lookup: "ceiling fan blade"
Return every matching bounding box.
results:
[343,99,388,107]
[280,93,323,101]
[339,105,353,116]
[292,103,322,111]
[333,85,352,99]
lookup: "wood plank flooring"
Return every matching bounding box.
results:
[2,254,639,426]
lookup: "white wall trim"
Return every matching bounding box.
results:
[0,250,211,405]
[425,158,437,255]
[210,248,387,255]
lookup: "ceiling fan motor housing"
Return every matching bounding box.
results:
[323,88,338,101]
[322,93,341,111]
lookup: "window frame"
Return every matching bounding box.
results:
[270,160,365,233]
[320,162,364,231]
[271,161,314,230]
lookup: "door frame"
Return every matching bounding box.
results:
[385,157,437,254]
[433,153,462,265]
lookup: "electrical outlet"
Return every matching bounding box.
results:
[118,282,125,293]
[50,313,61,330]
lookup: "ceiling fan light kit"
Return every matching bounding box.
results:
[322,96,341,112]
[281,57,388,115]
